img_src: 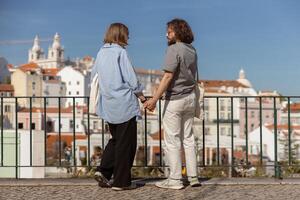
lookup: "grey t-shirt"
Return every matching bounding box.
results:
[163,42,197,100]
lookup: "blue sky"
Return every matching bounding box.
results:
[1,0,300,95]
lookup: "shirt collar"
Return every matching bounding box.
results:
[103,43,124,48]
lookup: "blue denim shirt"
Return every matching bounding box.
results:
[91,43,143,124]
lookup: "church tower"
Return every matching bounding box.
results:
[237,68,252,88]
[28,35,44,62]
[48,33,64,62]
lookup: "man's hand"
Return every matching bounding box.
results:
[143,98,157,112]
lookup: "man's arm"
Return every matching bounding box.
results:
[144,71,174,111]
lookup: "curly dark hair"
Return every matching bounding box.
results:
[167,18,194,44]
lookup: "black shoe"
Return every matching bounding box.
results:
[94,171,111,188]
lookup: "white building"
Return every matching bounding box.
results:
[57,66,90,107]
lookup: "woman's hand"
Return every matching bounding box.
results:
[143,98,157,112]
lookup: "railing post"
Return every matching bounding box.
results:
[144,108,148,167]
[158,99,162,167]
[202,98,205,167]
[1,97,3,167]
[216,97,220,166]
[230,97,234,177]
[288,97,291,166]
[72,97,76,167]
[58,97,62,167]
[44,97,47,166]
[15,97,18,179]
[29,97,32,166]
[259,97,263,165]
[245,97,248,165]
[273,97,279,178]
[87,97,90,167]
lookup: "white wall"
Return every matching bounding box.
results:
[19,130,45,178]
[58,66,87,107]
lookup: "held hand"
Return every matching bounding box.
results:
[143,98,157,112]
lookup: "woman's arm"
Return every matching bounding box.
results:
[119,49,146,102]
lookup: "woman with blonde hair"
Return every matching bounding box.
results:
[91,23,146,190]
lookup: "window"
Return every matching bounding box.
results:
[220,99,225,111]
[204,99,209,111]
[251,111,255,118]
[250,123,255,131]
[220,112,225,119]
[227,112,231,119]
[221,127,226,135]
[93,121,98,130]
[4,105,10,112]
[265,115,269,119]
[227,128,232,136]
[32,82,36,90]
[76,91,79,95]
[31,123,36,130]
[69,120,74,129]
[205,128,210,135]
[18,123,24,129]
[69,91,71,95]
[68,81,71,85]
[77,81,80,85]
[205,111,209,120]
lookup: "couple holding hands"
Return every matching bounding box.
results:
[91,18,201,190]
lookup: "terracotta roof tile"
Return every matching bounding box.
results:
[83,56,93,61]
[42,68,60,76]
[19,62,39,72]
[199,80,249,88]
[0,84,14,92]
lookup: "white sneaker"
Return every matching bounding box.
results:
[112,183,137,191]
[155,179,184,190]
[188,176,201,187]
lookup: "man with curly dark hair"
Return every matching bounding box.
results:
[144,18,201,189]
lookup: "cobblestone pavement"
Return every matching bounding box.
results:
[1,179,300,200]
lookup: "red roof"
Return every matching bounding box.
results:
[20,107,74,114]
[83,56,93,61]
[42,68,60,76]
[199,80,249,88]
[0,84,14,92]
[205,89,229,94]
[7,64,14,69]
[266,124,300,130]
[283,103,300,113]
[19,62,39,72]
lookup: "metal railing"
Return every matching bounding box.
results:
[0,96,299,179]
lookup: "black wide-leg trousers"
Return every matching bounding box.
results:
[97,117,137,187]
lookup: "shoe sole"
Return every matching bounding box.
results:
[190,183,202,187]
[155,184,184,190]
[95,173,111,188]
[112,186,137,191]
